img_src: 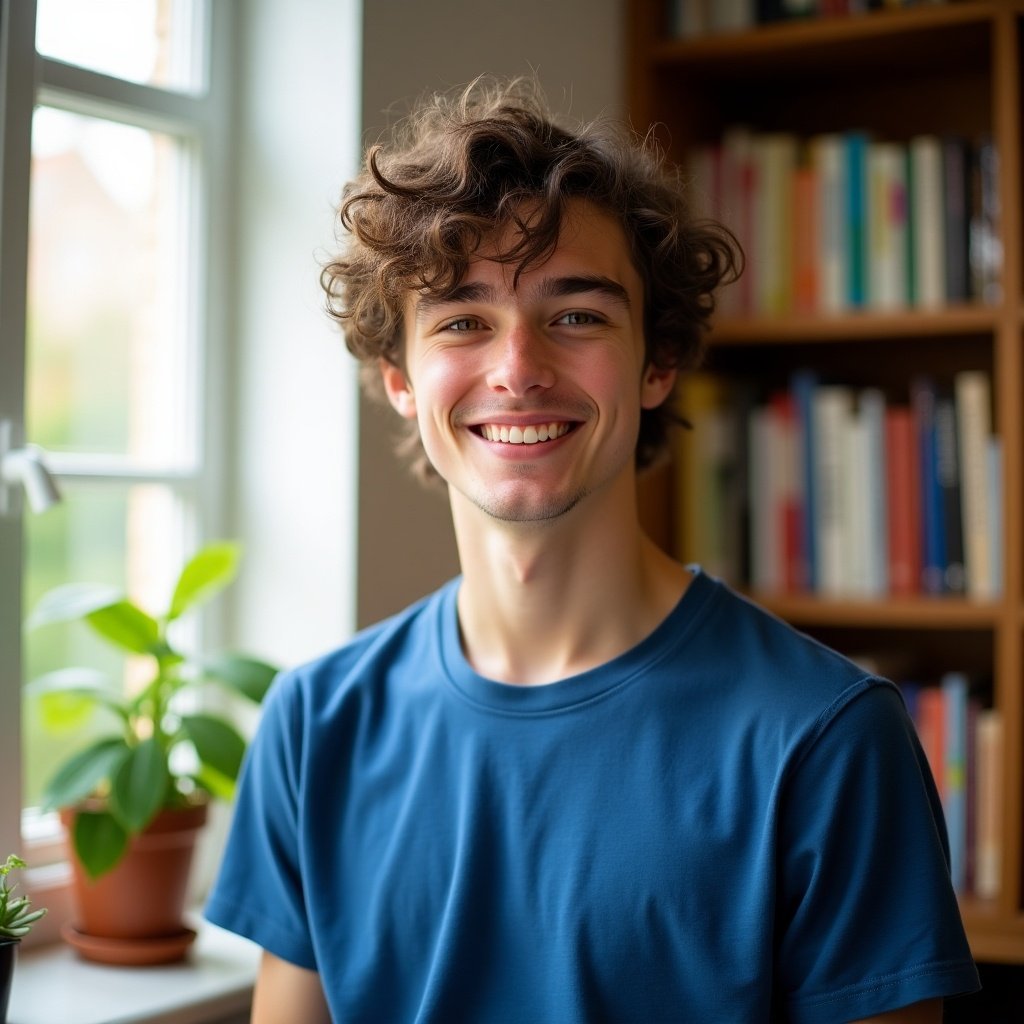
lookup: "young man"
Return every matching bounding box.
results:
[206,79,980,1023]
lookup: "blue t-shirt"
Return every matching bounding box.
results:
[206,569,979,1023]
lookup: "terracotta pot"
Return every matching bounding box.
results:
[0,938,16,1024]
[61,802,207,950]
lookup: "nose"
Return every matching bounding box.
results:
[485,321,556,397]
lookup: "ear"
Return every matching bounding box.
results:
[640,363,677,410]
[380,359,417,419]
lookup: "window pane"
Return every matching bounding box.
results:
[22,483,188,808]
[26,107,195,464]
[35,0,207,94]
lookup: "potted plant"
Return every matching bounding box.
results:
[26,542,278,964]
[1,854,46,1023]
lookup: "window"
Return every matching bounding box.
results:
[0,0,234,884]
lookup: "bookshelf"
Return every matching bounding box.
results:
[628,0,1024,963]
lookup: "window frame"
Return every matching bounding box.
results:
[0,0,236,943]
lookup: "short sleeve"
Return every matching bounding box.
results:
[204,671,318,969]
[777,681,980,1023]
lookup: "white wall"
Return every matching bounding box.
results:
[229,0,361,665]
[356,0,625,626]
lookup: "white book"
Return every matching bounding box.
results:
[842,409,871,596]
[812,387,854,595]
[867,142,909,310]
[910,135,946,308]
[860,388,889,595]
[955,371,994,599]
[810,134,847,314]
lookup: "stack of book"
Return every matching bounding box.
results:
[896,673,1002,898]
[687,130,1001,316]
[674,370,1002,599]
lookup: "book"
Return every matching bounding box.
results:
[812,386,854,595]
[791,371,819,591]
[955,371,994,599]
[941,671,969,892]
[974,708,1002,899]
[721,127,758,315]
[987,435,1003,597]
[867,141,909,310]
[749,403,781,591]
[917,686,946,801]
[860,388,889,595]
[811,134,848,314]
[942,136,971,303]
[793,156,819,314]
[886,405,921,596]
[844,132,870,308]
[911,377,946,594]
[969,136,1002,305]
[909,135,946,307]
[752,133,798,315]
[934,395,965,595]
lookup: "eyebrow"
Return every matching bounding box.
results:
[413,274,632,322]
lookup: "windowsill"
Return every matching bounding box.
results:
[6,915,260,1024]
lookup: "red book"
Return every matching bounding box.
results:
[886,406,921,596]
[917,687,946,801]
[793,162,819,314]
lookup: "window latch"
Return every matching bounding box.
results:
[0,419,62,516]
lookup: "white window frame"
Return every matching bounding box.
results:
[0,0,236,942]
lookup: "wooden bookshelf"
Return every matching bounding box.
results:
[628,0,1024,963]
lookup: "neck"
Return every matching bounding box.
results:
[451,475,691,685]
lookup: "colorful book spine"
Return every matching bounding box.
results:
[844,132,869,308]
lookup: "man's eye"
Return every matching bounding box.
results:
[444,317,483,332]
[556,311,600,326]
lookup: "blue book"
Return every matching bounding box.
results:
[911,377,946,594]
[791,370,819,592]
[844,132,869,308]
[941,672,969,892]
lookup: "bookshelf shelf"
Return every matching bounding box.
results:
[629,0,1024,963]
[712,306,1000,345]
[650,1,996,73]
[750,592,1004,629]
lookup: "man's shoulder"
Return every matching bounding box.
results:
[696,574,888,715]
[268,579,457,710]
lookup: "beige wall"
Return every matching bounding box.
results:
[356,0,625,626]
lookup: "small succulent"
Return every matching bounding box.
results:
[0,855,46,940]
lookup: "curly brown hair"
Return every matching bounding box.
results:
[320,76,741,480]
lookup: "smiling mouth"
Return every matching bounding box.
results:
[474,422,574,445]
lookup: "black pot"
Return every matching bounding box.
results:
[0,938,16,1024]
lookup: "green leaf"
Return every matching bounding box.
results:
[27,668,129,732]
[193,764,236,802]
[85,600,161,654]
[41,736,132,811]
[200,652,278,703]
[167,542,241,621]
[180,714,246,782]
[26,582,122,630]
[73,811,129,880]
[109,739,169,832]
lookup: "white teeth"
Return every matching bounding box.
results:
[479,422,569,444]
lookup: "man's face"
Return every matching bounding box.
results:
[381,200,674,525]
